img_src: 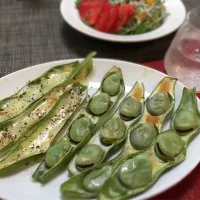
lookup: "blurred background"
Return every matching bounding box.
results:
[0,0,198,77]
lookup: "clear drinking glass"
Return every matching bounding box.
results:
[165,7,200,92]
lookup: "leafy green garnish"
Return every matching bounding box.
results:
[134,23,147,34]
[118,0,166,35]
[76,0,81,8]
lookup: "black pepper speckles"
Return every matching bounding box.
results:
[0,86,86,169]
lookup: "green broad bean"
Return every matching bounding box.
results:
[118,154,153,189]
[100,117,126,145]
[156,129,184,160]
[119,97,142,121]
[83,166,112,192]
[146,92,170,116]
[130,123,157,150]
[174,110,198,131]
[45,138,71,168]
[69,117,93,143]
[102,73,121,96]
[75,144,104,169]
[89,93,111,115]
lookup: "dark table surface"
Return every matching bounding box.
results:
[0,0,199,77]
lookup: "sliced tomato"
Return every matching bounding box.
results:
[80,0,99,4]
[105,4,119,33]
[128,4,136,17]
[95,3,112,32]
[87,0,106,25]
[114,4,129,32]
[78,4,94,20]
[78,0,106,24]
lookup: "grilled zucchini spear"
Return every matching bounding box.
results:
[0,52,96,171]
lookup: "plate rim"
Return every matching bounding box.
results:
[60,0,186,43]
[0,58,199,200]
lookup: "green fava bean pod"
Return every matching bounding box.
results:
[171,88,200,134]
[32,66,125,183]
[60,163,116,199]
[99,87,200,200]
[119,77,176,160]
[61,77,177,198]
[174,110,198,131]
[83,166,112,192]
[67,82,145,176]
[45,138,72,168]
[138,77,176,130]
[89,93,111,115]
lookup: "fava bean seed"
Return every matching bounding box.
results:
[174,110,198,131]
[69,117,93,143]
[75,144,104,169]
[130,123,156,150]
[45,138,71,168]
[102,73,121,96]
[146,92,170,116]
[119,154,153,189]
[156,130,184,160]
[100,117,126,145]
[89,93,111,115]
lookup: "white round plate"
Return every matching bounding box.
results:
[60,0,186,42]
[0,59,199,200]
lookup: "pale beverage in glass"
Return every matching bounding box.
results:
[165,7,200,92]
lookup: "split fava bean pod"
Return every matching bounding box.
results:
[32,66,125,182]
[60,77,177,198]
[68,82,144,176]
[119,77,176,159]
[0,52,95,158]
[99,87,200,200]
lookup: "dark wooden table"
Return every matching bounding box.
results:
[0,0,199,77]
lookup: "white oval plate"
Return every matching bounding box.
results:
[0,59,199,200]
[60,0,186,42]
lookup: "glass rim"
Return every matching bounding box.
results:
[186,7,200,32]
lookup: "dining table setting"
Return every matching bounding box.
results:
[0,0,200,200]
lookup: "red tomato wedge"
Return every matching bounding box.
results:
[78,0,106,25]
[114,4,135,33]
[79,0,99,4]
[105,4,119,33]
[128,4,136,17]
[87,1,106,25]
[78,0,136,34]
[115,4,129,31]
[78,4,94,20]
[95,3,112,32]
